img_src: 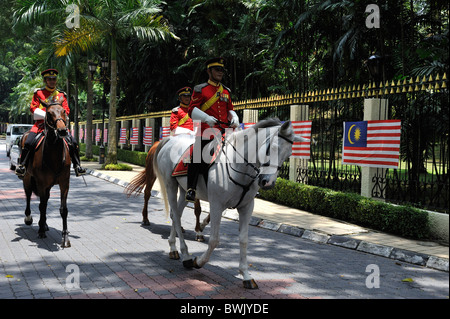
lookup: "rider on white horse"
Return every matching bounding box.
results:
[185,57,240,202]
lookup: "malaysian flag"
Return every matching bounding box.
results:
[342,120,401,169]
[95,129,101,142]
[291,121,312,158]
[79,129,84,141]
[242,122,255,130]
[159,126,170,140]
[119,128,127,144]
[143,127,153,146]
[103,129,108,144]
[130,127,139,145]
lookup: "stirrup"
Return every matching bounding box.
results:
[185,188,196,202]
[74,166,86,177]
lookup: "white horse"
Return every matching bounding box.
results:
[153,118,307,289]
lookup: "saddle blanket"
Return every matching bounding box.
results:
[171,140,222,177]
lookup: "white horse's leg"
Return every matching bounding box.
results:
[171,190,193,267]
[237,201,258,289]
[168,224,179,260]
[165,183,189,263]
[194,203,223,268]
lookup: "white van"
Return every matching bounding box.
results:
[5,124,33,157]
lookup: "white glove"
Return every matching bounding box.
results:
[33,108,46,120]
[228,110,240,128]
[191,107,217,127]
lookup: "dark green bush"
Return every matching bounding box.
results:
[80,143,147,166]
[259,178,431,239]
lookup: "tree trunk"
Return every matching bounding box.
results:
[107,35,118,164]
[85,63,94,159]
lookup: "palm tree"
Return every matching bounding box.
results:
[53,0,177,164]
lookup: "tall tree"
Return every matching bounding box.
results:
[54,0,178,164]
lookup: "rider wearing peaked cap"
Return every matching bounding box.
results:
[185,57,240,202]
[170,87,194,136]
[15,68,86,178]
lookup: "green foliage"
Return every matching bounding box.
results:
[117,148,148,166]
[80,143,147,166]
[259,178,431,239]
[102,163,133,171]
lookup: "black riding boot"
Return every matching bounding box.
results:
[71,145,86,177]
[66,136,86,177]
[186,162,200,202]
[15,147,31,178]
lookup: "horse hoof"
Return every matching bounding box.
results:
[183,259,194,269]
[196,234,205,242]
[24,217,33,225]
[61,241,71,248]
[142,220,150,226]
[193,257,201,269]
[181,227,185,233]
[38,233,47,239]
[243,279,259,289]
[169,251,180,260]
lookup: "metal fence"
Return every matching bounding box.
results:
[233,73,449,212]
[78,73,448,212]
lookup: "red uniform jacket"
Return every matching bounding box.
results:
[188,80,234,133]
[30,87,70,133]
[170,104,193,132]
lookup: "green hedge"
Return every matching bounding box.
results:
[80,143,147,166]
[259,178,431,240]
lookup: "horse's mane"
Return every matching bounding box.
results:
[251,117,282,130]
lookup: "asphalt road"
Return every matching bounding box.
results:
[0,139,448,302]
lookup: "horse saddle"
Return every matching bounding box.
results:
[171,139,222,177]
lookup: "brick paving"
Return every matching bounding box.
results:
[0,143,449,301]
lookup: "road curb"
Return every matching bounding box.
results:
[86,168,449,273]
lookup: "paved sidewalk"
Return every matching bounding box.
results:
[82,160,449,272]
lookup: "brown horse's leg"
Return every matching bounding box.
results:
[23,175,33,225]
[142,164,157,226]
[142,186,151,226]
[201,214,210,231]
[194,199,206,242]
[38,190,50,238]
[60,184,71,248]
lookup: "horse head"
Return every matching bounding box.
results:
[257,120,308,190]
[39,97,68,138]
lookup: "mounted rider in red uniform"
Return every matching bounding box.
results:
[170,86,195,135]
[15,68,86,178]
[185,57,240,202]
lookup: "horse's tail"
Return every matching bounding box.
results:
[124,141,160,197]
[153,139,171,219]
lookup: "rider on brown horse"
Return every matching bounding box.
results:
[15,68,86,178]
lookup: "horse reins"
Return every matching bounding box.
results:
[216,121,294,209]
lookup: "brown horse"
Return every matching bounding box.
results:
[22,97,72,248]
[125,141,210,241]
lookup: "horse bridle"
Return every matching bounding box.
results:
[218,122,294,209]
[45,105,67,133]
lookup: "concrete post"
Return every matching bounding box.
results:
[242,109,258,124]
[120,120,129,150]
[289,105,309,182]
[131,119,142,152]
[144,118,155,153]
[360,98,388,199]
[162,117,170,138]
